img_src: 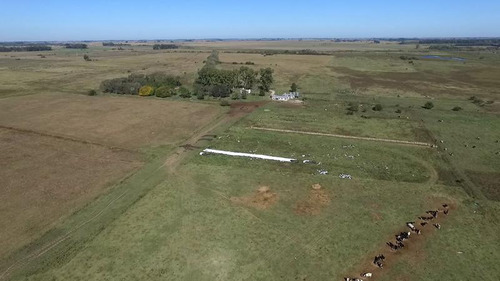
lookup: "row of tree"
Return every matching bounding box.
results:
[0,45,52,52]
[153,44,179,50]
[100,73,182,95]
[65,43,88,49]
[103,42,130,46]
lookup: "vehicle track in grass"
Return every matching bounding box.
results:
[250,126,434,147]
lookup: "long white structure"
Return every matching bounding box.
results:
[202,148,296,163]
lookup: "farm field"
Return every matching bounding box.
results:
[1,41,499,281]
[0,94,223,150]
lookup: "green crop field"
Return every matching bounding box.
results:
[1,40,499,281]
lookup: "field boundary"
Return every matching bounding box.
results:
[0,124,135,152]
[250,126,433,147]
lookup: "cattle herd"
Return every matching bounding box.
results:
[344,204,450,281]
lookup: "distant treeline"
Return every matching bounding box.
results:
[102,42,131,47]
[0,45,52,52]
[153,44,179,50]
[418,38,500,46]
[65,43,88,49]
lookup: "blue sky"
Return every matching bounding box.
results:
[1,0,499,41]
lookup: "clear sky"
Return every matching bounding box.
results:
[1,0,499,41]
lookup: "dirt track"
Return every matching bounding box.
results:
[250,126,433,147]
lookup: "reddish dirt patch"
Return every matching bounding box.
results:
[344,202,456,281]
[228,101,268,117]
[294,184,331,215]
[231,186,278,210]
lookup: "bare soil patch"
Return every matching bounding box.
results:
[466,171,500,201]
[230,186,278,210]
[0,128,143,259]
[0,94,222,150]
[228,101,268,118]
[294,184,331,215]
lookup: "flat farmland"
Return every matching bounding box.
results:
[0,128,142,258]
[0,94,222,150]
[0,49,208,98]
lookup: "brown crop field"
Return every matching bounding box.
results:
[0,128,142,258]
[0,94,222,150]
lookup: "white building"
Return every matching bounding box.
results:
[271,92,300,101]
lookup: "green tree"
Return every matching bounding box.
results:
[83,54,91,61]
[290,83,298,92]
[237,66,257,89]
[259,68,274,93]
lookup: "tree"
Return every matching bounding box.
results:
[178,87,191,98]
[373,104,383,111]
[139,85,154,96]
[452,106,462,111]
[83,54,91,61]
[155,86,175,98]
[423,101,434,109]
[259,68,274,93]
[290,82,298,92]
[237,66,257,89]
[87,89,97,96]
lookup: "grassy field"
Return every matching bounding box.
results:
[1,41,499,281]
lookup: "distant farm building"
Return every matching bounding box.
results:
[271,92,300,101]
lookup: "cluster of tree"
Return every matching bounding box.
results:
[194,66,272,97]
[0,45,52,52]
[65,43,88,49]
[102,42,130,46]
[152,44,179,50]
[100,73,183,96]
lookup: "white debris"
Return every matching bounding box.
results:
[339,173,352,179]
[201,149,296,162]
[318,169,329,175]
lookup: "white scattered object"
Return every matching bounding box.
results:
[339,173,352,179]
[201,149,296,163]
[318,169,329,175]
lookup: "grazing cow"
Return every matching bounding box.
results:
[406,222,416,230]
[426,210,439,218]
[396,241,405,248]
[361,272,373,278]
[433,223,441,229]
[420,222,428,227]
[444,209,449,215]
[373,254,385,268]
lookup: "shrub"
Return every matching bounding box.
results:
[155,86,174,98]
[139,85,154,96]
[220,100,230,106]
[197,92,205,100]
[452,106,463,111]
[231,92,240,100]
[87,89,97,96]
[83,54,91,61]
[423,101,434,109]
[347,102,359,112]
[178,87,191,98]
[373,104,383,111]
[395,109,402,113]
